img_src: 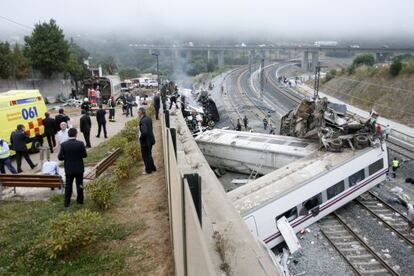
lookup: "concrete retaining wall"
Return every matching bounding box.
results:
[0,79,72,99]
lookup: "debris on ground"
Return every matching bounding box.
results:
[280,97,381,152]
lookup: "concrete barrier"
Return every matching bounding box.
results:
[161,108,282,275]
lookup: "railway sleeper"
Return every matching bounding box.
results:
[334,241,361,246]
[359,269,390,275]
[354,261,381,266]
[348,254,374,259]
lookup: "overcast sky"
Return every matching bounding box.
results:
[1,0,414,41]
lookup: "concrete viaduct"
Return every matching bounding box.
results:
[134,44,414,72]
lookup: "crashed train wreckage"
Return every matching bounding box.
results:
[280,97,380,151]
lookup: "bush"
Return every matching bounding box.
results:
[86,177,119,210]
[353,54,375,67]
[38,209,103,259]
[402,60,414,74]
[114,155,133,180]
[389,58,402,76]
[123,142,141,161]
[145,105,155,118]
[347,64,356,75]
[109,135,129,151]
[324,69,336,82]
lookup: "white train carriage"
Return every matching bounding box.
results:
[228,143,388,249]
[195,129,319,175]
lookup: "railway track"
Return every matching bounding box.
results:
[267,63,414,161]
[356,192,414,248]
[320,213,399,276]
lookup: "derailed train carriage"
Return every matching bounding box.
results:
[83,75,121,101]
[196,97,388,249]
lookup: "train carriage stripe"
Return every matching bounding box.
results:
[263,169,388,243]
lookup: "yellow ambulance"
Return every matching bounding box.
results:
[0,90,47,153]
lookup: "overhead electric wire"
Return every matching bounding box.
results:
[0,15,32,30]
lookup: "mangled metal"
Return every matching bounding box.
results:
[280,97,380,151]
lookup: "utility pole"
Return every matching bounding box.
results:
[260,58,265,101]
[152,53,160,89]
[313,63,327,100]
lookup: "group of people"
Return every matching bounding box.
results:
[234,115,276,134]
[235,116,249,131]
[0,95,158,208]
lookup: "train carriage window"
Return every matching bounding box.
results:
[300,193,322,215]
[369,159,384,175]
[349,169,365,187]
[276,207,298,222]
[327,180,345,200]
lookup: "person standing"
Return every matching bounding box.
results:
[263,117,268,131]
[55,122,70,153]
[96,105,108,138]
[384,125,391,140]
[169,93,177,109]
[407,203,414,235]
[96,86,101,105]
[80,110,92,148]
[108,96,116,122]
[269,123,276,134]
[0,139,17,174]
[42,112,57,153]
[153,92,161,120]
[58,128,87,207]
[138,107,156,174]
[81,98,91,114]
[376,123,382,140]
[391,157,400,178]
[10,124,37,173]
[236,119,242,131]
[126,93,134,117]
[55,108,70,130]
[243,115,249,131]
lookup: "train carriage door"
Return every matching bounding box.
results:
[245,216,258,237]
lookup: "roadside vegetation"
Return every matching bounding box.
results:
[0,107,166,275]
[321,54,414,127]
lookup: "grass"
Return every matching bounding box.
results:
[0,118,153,275]
[0,109,170,275]
[0,198,135,275]
[84,139,113,165]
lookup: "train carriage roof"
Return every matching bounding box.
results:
[228,146,374,216]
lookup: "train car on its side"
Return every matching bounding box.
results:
[228,143,388,249]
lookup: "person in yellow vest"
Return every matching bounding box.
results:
[391,157,400,178]
[0,139,17,174]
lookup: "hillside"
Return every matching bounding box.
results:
[320,65,414,127]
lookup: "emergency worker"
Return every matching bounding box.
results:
[391,157,400,178]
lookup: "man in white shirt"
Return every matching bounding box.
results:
[55,122,70,152]
[42,158,59,190]
[42,159,59,175]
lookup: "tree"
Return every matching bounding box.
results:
[11,44,30,79]
[101,56,117,75]
[24,19,70,77]
[352,54,375,67]
[389,57,402,76]
[119,68,138,80]
[66,40,89,85]
[0,42,12,79]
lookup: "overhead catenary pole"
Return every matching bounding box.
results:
[260,58,265,101]
[152,53,160,89]
[313,63,327,100]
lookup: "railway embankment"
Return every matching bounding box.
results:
[320,65,414,128]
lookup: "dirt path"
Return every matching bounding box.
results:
[106,119,174,275]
